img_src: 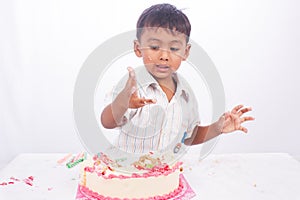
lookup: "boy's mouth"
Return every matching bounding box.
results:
[156,65,170,72]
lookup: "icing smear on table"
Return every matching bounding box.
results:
[0,176,34,187]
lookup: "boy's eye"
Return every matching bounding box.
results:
[149,45,159,50]
[170,47,179,51]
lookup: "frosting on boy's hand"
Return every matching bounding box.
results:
[125,67,156,109]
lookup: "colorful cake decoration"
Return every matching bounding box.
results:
[66,152,87,168]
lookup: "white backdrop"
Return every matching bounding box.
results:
[1,0,300,167]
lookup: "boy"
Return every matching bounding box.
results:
[101,3,254,154]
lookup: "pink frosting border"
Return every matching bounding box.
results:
[76,174,195,200]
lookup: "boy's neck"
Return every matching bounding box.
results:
[158,77,176,102]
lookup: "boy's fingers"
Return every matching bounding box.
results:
[231,104,243,114]
[239,126,248,133]
[241,116,255,122]
[130,86,136,94]
[127,66,136,79]
[238,107,252,117]
[134,98,156,107]
[143,98,157,104]
[125,67,138,94]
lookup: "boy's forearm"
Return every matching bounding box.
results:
[184,122,222,146]
[101,91,130,129]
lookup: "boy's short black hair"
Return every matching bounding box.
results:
[136,3,191,42]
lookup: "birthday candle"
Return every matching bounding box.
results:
[66,157,85,168]
[57,153,72,164]
[74,152,83,161]
[67,156,76,164]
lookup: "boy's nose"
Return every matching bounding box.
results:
[159,50,169,61]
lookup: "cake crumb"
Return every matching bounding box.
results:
[208,172,215,176]
[23,176,34,186]
[214,160,220,164]
[10,177,20,182]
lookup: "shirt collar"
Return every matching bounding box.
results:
[135,66,157,88]
[135,67,190,102]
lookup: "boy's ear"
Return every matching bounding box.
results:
[134,40,142,57]
[182,44,191,61]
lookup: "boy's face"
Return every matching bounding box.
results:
[134,27,191,82]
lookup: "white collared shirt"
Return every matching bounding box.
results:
[112,67,200,153]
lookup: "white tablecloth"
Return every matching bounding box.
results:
[0,153,300,200]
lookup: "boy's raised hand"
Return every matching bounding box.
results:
[124,67,156,109]
[220,105,255,134]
